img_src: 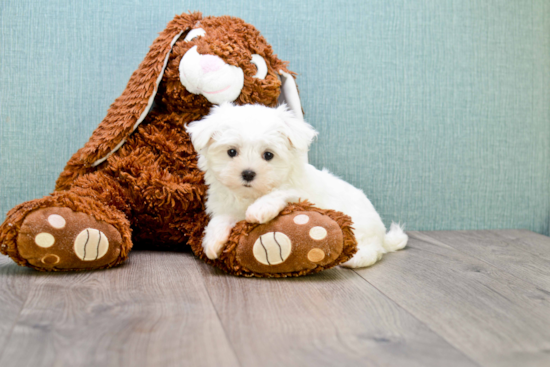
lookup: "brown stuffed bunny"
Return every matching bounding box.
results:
[0,12,356,277]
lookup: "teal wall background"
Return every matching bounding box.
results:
[1,1,549,234]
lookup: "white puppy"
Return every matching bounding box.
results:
[186,103,407,268]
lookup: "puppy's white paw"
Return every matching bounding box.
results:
[202,225,233,260]
[341,246,384,269]
[246,199,283,224]
[203,238,225,260]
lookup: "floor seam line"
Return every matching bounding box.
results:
[193,261,244,367]
[489,230,550,262]
[414,231,550,292]
[0,273,35,363]
[350,267,483,367]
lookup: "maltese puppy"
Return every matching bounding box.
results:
[186,103,407,268]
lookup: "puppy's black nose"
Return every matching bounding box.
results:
[242,170,256,182]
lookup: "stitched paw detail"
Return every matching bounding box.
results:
[74,228,109,261]
[237,211,344,274]
[17,207,122,270]
[47,214,66,229]
[253,232,292,265]
[34,233,55,248]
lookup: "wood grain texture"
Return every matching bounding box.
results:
[0,251,239,367]
[418,230,550,292]
[197,262,478,367]
[0,230,549,367]
[490,229,550,261]
[354,231,550,367]
[0,256,35,359]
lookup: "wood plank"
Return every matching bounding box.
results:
[0,251,240,367]
[197,262,479,367]
[490,229,550,260]
[417,230,550,292]
[354,232,550,367]
[0,256,35,359]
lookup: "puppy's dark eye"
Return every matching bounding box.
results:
[228,149,238,158]
[263,151,274,161]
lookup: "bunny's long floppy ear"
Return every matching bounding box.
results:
[277,70,303,120]
[66,12,202,169]
[277,70,308,162]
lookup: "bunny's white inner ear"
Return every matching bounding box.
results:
[91,30,185,167]
[278,70,303,121]
[278,71,309,163]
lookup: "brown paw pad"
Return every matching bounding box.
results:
[236,211,343,274]
[17,207,122,270]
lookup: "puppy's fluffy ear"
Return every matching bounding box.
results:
[186,104,224,151]
[276,104,318,152]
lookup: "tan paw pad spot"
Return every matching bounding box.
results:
[308,248,325,263]
[74,228,109,261]
[47,214,66,229]
[293,214,310,225]
[309,226,327,240]
[35,233,55,248]
[253,232,292,265]
[41,254,60,265]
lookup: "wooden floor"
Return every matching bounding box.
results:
[0,229,549,367]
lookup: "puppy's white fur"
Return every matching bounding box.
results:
[186,103,407,268]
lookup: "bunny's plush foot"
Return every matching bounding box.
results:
[0,192,132,271]
[16,207,124,270]
[189,201,357,277]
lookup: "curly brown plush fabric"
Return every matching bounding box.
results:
[0,12,356,275]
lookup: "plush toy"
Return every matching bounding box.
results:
[0,12,357,277]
